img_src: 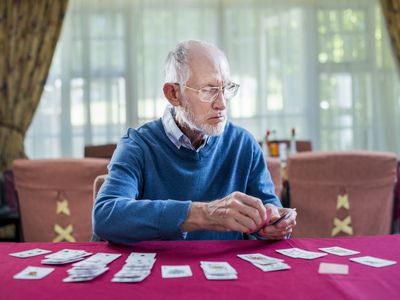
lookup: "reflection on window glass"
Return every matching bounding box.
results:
[70,78,85,126]
[318,8,367,64]
[25,0,400,158]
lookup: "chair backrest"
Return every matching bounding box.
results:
[287,151,397,237]
[13,158,109,242]
[266,157,282,199]
[84,143,116,159]
[295,140,312,152]
[93,174,107,201]
[393,162,400,233]
[268,140,312,153]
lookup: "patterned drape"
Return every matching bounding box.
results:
[0,0,68,171]
[381,0,400,73]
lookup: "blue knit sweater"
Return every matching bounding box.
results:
[93,119,281,243]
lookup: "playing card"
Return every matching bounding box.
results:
[45,249,89,260]
[9,248,52,258]
[67,267,109,277]
[252,262,291,272]
[318,246,360,256]
[276,248,327,259]
[113,270,150,278]
[126,252,156,262]
[112,253,156,283]
[297,251,327,260]
[350,256,397,268]
[237,253,283,265]
[200,261,237,275]
[42,256,88,265]
[203,273,238,280]
[14,266,55,280]
[42,249,92,265]
[269,209,296,226]
[63,267,109,282]
[73,253,121,266]
[111,275,149,283]
[275,248,303,258]
[161,265,192,278]
[318,263,349,274]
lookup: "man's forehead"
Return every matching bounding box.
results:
[186,45,230,84]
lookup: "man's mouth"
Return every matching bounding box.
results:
[208,115,225,121]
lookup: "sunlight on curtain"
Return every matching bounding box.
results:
[25,0,400,158]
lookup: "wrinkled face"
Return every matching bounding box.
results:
[175,46,230,136]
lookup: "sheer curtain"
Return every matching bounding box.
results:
[26,0,400,158]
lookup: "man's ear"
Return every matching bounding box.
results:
[163,83,181,107]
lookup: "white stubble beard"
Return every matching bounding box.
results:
[174,96,227,136]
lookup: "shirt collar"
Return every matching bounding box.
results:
[161,105,209,152]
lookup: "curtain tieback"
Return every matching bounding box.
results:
[0,121,24,135]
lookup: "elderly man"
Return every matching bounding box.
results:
[93,40,297,243]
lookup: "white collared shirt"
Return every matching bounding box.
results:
[161,105,209,152]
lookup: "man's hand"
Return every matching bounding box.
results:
[257,205,297,240]
[181,192,267,233]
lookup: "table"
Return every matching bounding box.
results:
[1,235,399,300]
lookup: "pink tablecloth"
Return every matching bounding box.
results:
[0,235,399,300]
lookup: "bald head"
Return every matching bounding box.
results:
[164,40,231,85]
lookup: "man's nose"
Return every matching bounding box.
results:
[212,90,226,110]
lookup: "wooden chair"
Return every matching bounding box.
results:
[287,151,397,237]
[13,158,108,242]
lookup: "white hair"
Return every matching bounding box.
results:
[164,40,230,85]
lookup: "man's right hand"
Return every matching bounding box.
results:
[181,192,267,233]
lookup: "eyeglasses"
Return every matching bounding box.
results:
[178,82,240,103]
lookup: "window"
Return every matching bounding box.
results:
[26,0,400,158]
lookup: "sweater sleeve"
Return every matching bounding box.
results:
[245,137,282,208]
[92,133,191,243]
[245,137,283,241]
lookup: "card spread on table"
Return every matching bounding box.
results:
[238,253,290,272]
[276,248,327,259]
[318,246,360,256]
[318,263,349,274]
[112,252,157,283]
[73,252,121,266]
[161,265,192,278]
[253,262,291,272]
[14,266,55,280]
[126,252,156,261]
[42,249,92,265]
[350,256,397,268]
[237,253,283,265]
[200,261,238,280]
[9,248,52,258]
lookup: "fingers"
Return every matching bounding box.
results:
[204,192,267,233]
[224,201,262,233]
[265,204,280,225]
[235,192,267,223]
[257,207,297,239]
[258,224,292,240]
[274,208,297,229]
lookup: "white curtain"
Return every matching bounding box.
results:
[26,0,400,158]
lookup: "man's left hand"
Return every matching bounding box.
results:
[256,204,297,240]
